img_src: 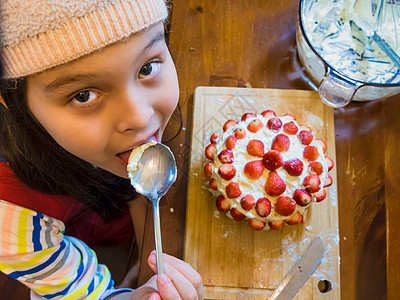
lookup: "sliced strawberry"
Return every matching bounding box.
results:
[287,212,303,225]
[241,113,257,121]
[216,195,230,212]
[275,196,296,216]
[265,171,286,197]
[248,218,266,231]
[210,133,218,144]
[205,144,216,160]
[325,156,334,171]
[226,182,242,198]
[293,189,312,206]
[218,164,236,180]
[223,119,237,132]
[308,161,323,175]
[271,134,290,152]
[218,149,234,163]
[268,219,286,230]
[283,158,304,176]
[247,139,265,157]
[283,121,298,135]
[230,207,245,221]
[324,174,333,187]
[283,113,296,120]
[255,197,271,217]
[303,174,321,193]
[262,150,283,171]
[204,162,213,178]
[234,128,247,139]
[315,138,327,153]
[298,130,313,145]
[261,110,277,118]
[303,145,319,161]
[267,117,283,132]
[209,178,218,190]
[247,119,263,133]
[244,160,264,180]
[315,189,327,202]
[240,194,256,211]
[225,135,237,150]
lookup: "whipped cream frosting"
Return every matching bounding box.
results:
[207,113,331,229]
[127,140,157,183]
[302,0,400,84]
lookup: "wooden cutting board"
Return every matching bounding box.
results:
[184,87,340,299]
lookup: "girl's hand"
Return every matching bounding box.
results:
[112,251,203,300]
[147,250,204,300]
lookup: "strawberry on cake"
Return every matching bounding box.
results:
[204,110,334,231]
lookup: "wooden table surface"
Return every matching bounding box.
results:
[1,0,399,299]
[137,0,400,299]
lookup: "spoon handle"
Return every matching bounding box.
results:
[152,199,164,274]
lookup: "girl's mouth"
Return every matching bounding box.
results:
[117,150,133,167]
[117,133,159,166]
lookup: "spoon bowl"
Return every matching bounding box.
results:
[128,142,177,274]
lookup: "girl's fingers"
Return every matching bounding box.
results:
[148,292,161,300]
[148,251,203,292]
[163,253,203,288]
[147,251,158,272]
[161,252,204,299]
[148,251,203,300]
[129,276,159,300]
[156,273,182,300]
[163,259,198,299]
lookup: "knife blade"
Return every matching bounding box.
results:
[269,236,325,300]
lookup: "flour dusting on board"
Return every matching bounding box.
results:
[329,184,338,207]
[281,233,300,261]
[277,223,340,289]
[216,97,225,104]
[305,112,323,128]
[311,225,340,289]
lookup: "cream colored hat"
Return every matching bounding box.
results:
[0,0,168,79]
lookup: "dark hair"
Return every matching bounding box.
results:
[0,78,136,222]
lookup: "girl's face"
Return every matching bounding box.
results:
[27,22,179,178]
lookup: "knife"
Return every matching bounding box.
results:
[269,236,325,300]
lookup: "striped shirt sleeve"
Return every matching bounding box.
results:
[0,200,133,299]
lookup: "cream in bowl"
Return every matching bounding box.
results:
[297,0,400,107]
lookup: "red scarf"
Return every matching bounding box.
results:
[0,161,134,246]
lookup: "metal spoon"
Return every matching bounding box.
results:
[128,142,177,274]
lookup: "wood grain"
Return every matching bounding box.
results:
[1,0,399,298]
[383,96,400,300]
[144,1,399,299]
[184,86,340,299]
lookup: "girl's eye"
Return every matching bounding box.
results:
[139,61,161,79]
[71,90,99,105]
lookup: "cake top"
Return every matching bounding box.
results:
[204,110,334,231]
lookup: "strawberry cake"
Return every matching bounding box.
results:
[203,110,334,231]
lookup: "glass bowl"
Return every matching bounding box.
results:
[296,0,400,108]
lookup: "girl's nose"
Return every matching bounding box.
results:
[114,89,154,133]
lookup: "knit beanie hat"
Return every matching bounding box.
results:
[0,0,168,79]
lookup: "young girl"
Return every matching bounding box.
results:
[0,0,203,299]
